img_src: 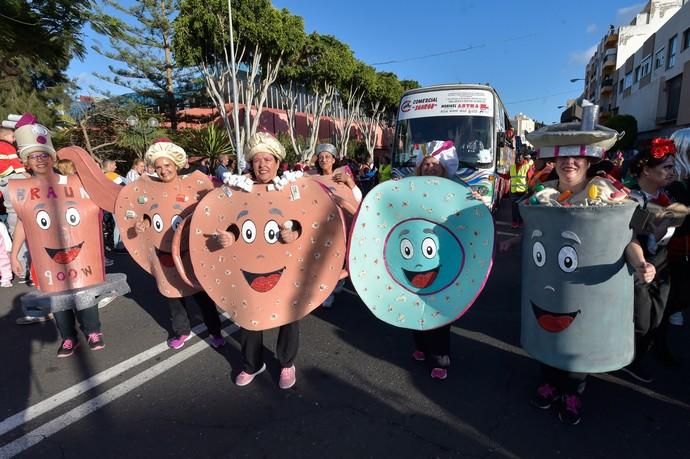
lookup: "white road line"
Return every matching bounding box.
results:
[495,221,511,227]
[0,316,236,438]
[497,231,519,237]
[0,322,239,458]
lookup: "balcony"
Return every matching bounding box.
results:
[600,78,614,95]
[605,31,618,48]
[602,53,616,70]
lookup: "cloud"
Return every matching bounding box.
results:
[616,3,644,25]
[586,23,597,33]
[569,44,597,65]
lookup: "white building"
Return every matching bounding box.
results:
[511,113,536,148]
[615,0,690,135]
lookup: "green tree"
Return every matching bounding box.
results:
[92,0,186,129]
[0,1,121,125]
[604,114,638,151]
[279,33,357,161]
[174,0,305,159]
[358,72,404,160]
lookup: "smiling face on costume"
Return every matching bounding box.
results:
[9,173,105,293]
[384,218,464,295]
[114,170,213,297]
[189,178,347,330]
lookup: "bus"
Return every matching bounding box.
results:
[391,84,515,210]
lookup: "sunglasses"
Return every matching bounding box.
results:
[27,153,51,161]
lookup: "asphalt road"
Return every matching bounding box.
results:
[1,200,690,459]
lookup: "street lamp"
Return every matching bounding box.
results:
[126,115,159,157]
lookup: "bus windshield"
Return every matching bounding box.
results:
[393,115,493,169]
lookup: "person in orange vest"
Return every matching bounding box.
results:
[509,153,534,228]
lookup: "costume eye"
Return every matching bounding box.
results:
[264,220,280,244]
[36,210,51,229]
[400,238,413,259]
[532,241,546,267]
[152,214,164,233]
[170,215,183,232]
[421,237,437,259]
[65,207,80,226]
[242,220,256,243]
[558,246,578,273]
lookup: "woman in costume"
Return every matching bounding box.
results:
[216,132,302,389]
[131,140,225,350]
[623,138,678,381]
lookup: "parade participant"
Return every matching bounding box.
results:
[125,158,145,183]
[9,115,108,357]
[410,140,460,380]
[124,139,225,350]
[501,105,655,425]
[623,139,679,381]
[348,140,494,381]
[0,221,12,287]
[310,143,362,307]
[206,132,347,389]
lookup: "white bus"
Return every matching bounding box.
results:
[391,84,515,210]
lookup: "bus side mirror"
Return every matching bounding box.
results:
[496,132,506,148]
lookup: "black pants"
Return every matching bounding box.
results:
[633,265,671,360]
[54,306,100,340]
[541,364,587,395]
[240,321,299,374]
[168,292,222,337]
[511,192,526,224]
[413,325,451,368]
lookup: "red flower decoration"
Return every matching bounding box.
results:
[650,138,676,159]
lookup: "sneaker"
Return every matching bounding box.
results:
[321,294,335,308]
[167,334,192,350]
[1,282,11,288]
[530,382,560,409]
[279,365,296,389]
[16,314,52,325]
[57,339,79,358]
[235,363,267,387]
[558,393,582,425]
[621,360,654,383]
[208,334,226,349]
[87,333,105,351]
[17,276,27,284]
[430,367,448,380]
[669,311,684,326]
[412,350,426,361]
[104,258,114,267]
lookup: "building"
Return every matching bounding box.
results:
[573,0,682,123]
[511,113,536,148]
[614,0,690,136]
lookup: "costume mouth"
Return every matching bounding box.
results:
[242,267,286,293]
[402,266,440,289]
[46,242,84,264]
[155,248,181,268]
[531,301,581,333]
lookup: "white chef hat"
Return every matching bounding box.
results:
[414,140,459,177]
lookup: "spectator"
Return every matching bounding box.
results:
[214,154,230,181]
[125,159,145,183]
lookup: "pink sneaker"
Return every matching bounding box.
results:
[235,363,266,386]
[87,333,105,351]
[430,368,448,380]
[167,334,191,350]
[412,350,426,361]
[279,365,296,389]
[208,334,225,349]
[57,339,79,358]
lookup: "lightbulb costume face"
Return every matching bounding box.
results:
[187,177,347,330]
[348,176,494,330]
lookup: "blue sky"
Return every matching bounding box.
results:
[68,0,647,124]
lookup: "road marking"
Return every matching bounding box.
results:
[497,231,519,237]
[0,322,239,458]
[495,221,512,227]
[0,316,237,438]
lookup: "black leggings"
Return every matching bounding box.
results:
[240,321,299,374]
[54,306,100,340]
[168,291,222,337]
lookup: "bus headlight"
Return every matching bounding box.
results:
[471,185,490,196]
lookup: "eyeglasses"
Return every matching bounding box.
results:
[27,153,51,162]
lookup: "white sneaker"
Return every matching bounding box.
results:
[98,296,116,309]
[668,311,684,326]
